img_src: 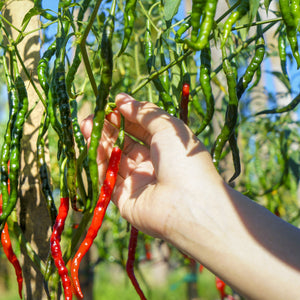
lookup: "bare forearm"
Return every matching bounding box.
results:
[166,181,300,300]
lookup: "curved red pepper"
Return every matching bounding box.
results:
[0,162,23,299]
[50,196,72,300]
[71,146,122,299]
[144,242,151,261]
[126,226,147,300]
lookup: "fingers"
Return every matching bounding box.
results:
[81,93,185,147]
[114,93,184,145]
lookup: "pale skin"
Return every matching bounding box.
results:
[81,93,300,300]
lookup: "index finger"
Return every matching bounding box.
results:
[115,93,185,145]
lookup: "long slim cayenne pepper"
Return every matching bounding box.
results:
[71,115,124,299]
[211,45,238,169]
[89,1,116,211]
[196,45,214,135]
[0,53,28,226]
[50,158,72,300]
[126,226,147,300]
[55,20,79,212]
[0,166,23,299]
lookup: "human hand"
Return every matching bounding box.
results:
[80,93,222,240]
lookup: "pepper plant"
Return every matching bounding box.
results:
[0,0,299,299]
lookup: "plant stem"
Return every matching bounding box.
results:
[138,0,160,33]
[14,45,47,108]
[232,17,283,31]
[80,44,98,96]
[0,15,21,34]
[79,0,103,97]
[23,20,58,37]
[132,49,193,95]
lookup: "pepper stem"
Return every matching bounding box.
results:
[60,157,68,198]
[114,114,125,150]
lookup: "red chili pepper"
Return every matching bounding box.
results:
[126,226,147,300]
[179,83,190,124]
[50,196,72,300]
[199,264,204,273]
[0,169,23,299]
[215,276,227,300]
[71,146,122,299]
[1,220,23,299]
[144,242,151,261]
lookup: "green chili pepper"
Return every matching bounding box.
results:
[122,61,132,93]
[175,18,191,43]
[291,0,300,30]
[143,24,176,115]
[248,66,262,91]
[190,0,206,43]
[0,55,18,214]
[256,92,300,115]
[196,45,214,135]
[228,132,241,182]
[70,97,92,204]
[37,111,57,226]
[159,41,170,93]
[47,79,63,158]
[55,21,79,211]
[211,46,239,169]
[228,36,238,80]
[186,0,217,51]
[89,1,116,210]
[222,0,249,47]
[0,67,28,225]
[118,0,137,56]
[146,38,176,116]
[66,45,81,99]
[236,36,265,99]
[37,40,56,95]
[144,18,153,73]
[278,29,288,77]
[157,40,176,115]
[279,0,300,68]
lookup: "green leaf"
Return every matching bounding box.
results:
[264,0,273,14]
[22,7,42,25]
[164,0,181,21]
[267,71,292,92]
[249,0,260,24]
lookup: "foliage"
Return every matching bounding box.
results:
[0,0,299,299]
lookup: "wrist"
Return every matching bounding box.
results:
[163,175,228,256]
